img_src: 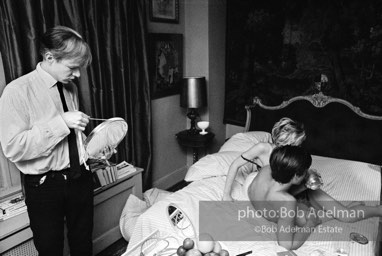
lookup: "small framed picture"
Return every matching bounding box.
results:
[148,33,183,99]
[149,0,179,24]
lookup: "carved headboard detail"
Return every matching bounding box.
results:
[244,92,382,166]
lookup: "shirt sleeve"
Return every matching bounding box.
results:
[0,88,70,162]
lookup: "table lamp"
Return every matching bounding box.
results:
[180,77,207,134]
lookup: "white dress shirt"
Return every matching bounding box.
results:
[0,63,84,174]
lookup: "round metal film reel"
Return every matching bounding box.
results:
[84,117,128,160]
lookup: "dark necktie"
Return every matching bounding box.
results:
[57,82,81,178]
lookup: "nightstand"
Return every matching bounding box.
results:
[176,130,215,163]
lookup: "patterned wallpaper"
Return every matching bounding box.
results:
[224,0,382,125]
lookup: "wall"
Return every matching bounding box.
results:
[184,0,209,165]
[207,0,227,152]
[149,0,228,189]
[148,0,187,189]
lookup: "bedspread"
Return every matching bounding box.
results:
[124,155,381,256]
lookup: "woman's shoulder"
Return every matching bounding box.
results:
[242,143,273,162]
[248,142,273,152]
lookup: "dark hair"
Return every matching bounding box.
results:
[270,145,312,184]
[39,26,92,67]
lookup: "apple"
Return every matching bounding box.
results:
[213,241,222,253]
[220,249,230,256]
[185,248,202,256]
[197,233,215,254]
[183,237,195,250]
[205,252,219,256]
[197,240,215,254]
[177,246,187,256]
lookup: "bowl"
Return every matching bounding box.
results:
[197,121,209,135]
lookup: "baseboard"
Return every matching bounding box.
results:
[152,166,188,190]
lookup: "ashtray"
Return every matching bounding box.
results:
[350,232,368,244]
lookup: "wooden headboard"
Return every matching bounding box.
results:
[244,92,382,166]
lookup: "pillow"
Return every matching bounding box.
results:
[119,194,148,240]
[184,151,252,184]
[119,189,174,240]
[310,155,381,202]
[143,188,173,206]
[219,131,272,152]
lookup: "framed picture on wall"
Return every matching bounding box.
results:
[149,0,179,23]
[148,33,183,99]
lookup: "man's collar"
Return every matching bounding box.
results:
[36,62,57,88]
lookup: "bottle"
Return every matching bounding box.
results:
[305,169,323,190]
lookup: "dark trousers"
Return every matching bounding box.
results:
[24,168,94,256]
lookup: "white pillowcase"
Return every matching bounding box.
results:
[219,131,272,152]
[119,194,148,240]
[185,131,272,183]
[184,151,253,184]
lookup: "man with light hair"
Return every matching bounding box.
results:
[0,26,93,256]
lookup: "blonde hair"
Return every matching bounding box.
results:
[39,26,92,67]
[271,117,306,147]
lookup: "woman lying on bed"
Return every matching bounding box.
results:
[250,145,382,250]
[223,117,306,201]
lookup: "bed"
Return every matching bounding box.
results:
[123,91,382,256]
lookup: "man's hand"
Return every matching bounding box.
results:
[62,111,90,131]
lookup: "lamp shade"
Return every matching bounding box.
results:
[180,77,207,108]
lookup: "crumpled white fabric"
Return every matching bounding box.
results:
[119,188,173,240]
[143,187,173,207]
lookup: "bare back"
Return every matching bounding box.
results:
[248,142,274,168]
[247,166,294,223]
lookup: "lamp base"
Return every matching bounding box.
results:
[187,127,199,135]
[187,108,199,135]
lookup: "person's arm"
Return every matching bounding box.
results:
[289,183,308,197]
[277,200,320,250]
[222,143,268,201]
[0,88,87,162]
[289,169,315,196]
[0,89,69,162]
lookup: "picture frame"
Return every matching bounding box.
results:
[149,0,179,24]
[148,33,183,99]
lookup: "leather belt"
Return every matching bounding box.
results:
[24,166,87,186]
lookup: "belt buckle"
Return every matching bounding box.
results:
[39,175,47,185]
